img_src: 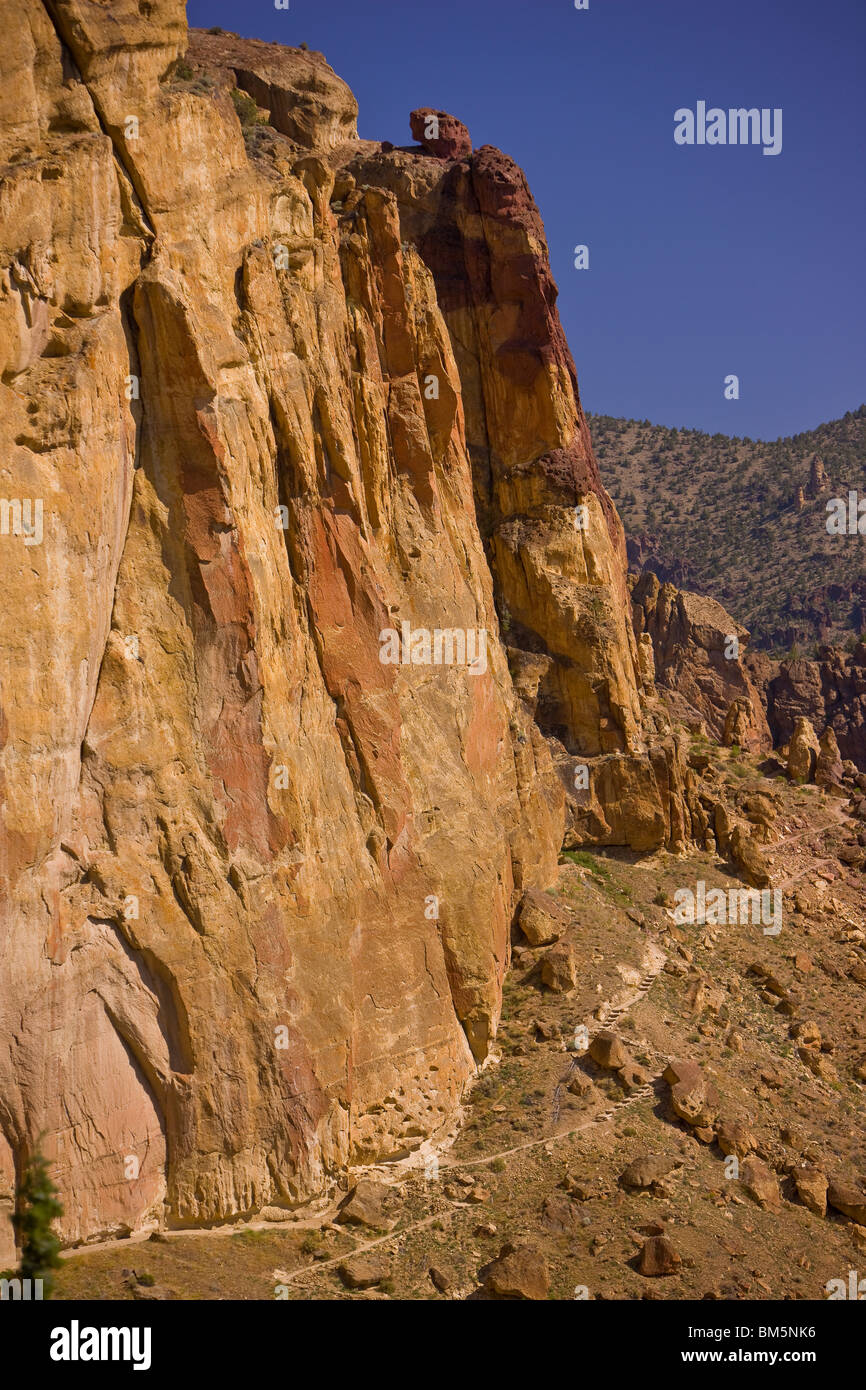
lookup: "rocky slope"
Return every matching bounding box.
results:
[589,409,866,654]
[0,4,704,1253]
[630,572,866,773]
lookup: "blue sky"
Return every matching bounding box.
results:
[186,0,865,440]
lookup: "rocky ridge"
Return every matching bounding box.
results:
[590,410,866,655]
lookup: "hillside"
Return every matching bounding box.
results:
[588,408,866,654]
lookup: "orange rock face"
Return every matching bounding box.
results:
[632,572,772,754]
[0,5,691,1247]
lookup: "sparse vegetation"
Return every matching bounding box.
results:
[560,849,611,881]
[589,406,866,652]
[230,87,260,127]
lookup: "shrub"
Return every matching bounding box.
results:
[12,1146,63,1298]
[560,849,611,882]
[230,88,259,127]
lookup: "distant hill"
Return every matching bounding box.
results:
[588,406,866,655]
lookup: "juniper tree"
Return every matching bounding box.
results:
[13,1147,63,1297]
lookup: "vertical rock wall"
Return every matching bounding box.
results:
[0,4,691,1247]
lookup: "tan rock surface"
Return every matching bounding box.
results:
[0,8,701,1249]
[632,574,771,753]
[787,716,821,783]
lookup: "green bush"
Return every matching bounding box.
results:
[230,88,259,127]
[13,1146,63,1298]
[560,849,611,882]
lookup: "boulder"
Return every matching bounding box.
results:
[620,1154,682,1190]
[798,1047,838,1083]
[567,1070,600,1101]
[827,1180,866,1225]
[429,1265,456,1295]
[259,1206,292,1223]
[729,824,772,889]
[409,107,472,159]
[485,1243,549,1300]
[590,1030,631,1070]
[740,1156,781,1210]
[792,1166,828,1217]
[715,1118,756,1159]
[541,1192,580,1233]
[663,1058,720,1129]
[540,943,577,993]
[337,1180,393,1230]
[790,1019,821,1049]
[637,1234,681,1277]
[518,887,569,946]
[618,1060,653,1092]
[338,1252,391,1289]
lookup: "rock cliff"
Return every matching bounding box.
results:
[755,644,866,771]
[632,573,771,754]
[1,4,692,1250]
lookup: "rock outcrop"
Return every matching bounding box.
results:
[756,644,866,771]
[804,454,829,499]
[0,6,696,1249]
[787,717,821,783]
[632,576,866,776]
[631,574,771,752]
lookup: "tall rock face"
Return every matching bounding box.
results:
[1,7,684,1248]
[349,120,696,852]
[349,134,644,761]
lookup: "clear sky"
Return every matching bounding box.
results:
[186,0,865,441]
